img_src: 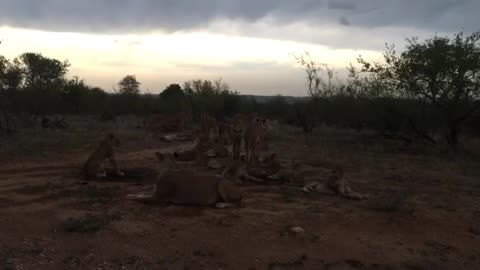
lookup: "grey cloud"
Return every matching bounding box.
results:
[339,16,351,26]
[328,0,357,10]
[0,0,478,49]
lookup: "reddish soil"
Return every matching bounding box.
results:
[0,139,479,270]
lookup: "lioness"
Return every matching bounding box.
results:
[230,118,245,160]
[200,112,218,142]
[218,121,232,145]
[302,168,368,200]
[244,117,270,166]
[83,133,124,180]
[127,152,243,207]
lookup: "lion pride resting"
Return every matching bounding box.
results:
[83,133,124,180]
[127,152,243,208]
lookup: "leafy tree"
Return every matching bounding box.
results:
[15,52,70,89]
[159,83,187,113]
[183,78,234,96]
[160,83,184,100]
[62,76,90,113]
[350,31,480,147]
[118,75,140,95]
[182,78,238,117]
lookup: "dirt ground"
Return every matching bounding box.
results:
[1,123,480,270]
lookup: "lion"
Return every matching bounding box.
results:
[127,152,243,208]
[259,153,283,173]
[244,117,270,166]
[218,121,232,145]
[220,156,265,184]
[83,133,125,180]
[174,133,206,161]
[229,118,245,160]
[220,153,295,184]
[302,167,368,200]
[210,140,229,158]
[200,112,218,142]
[220,156,247,182]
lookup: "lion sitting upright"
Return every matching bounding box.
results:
[127,152,243,208]
[83,133,125,180]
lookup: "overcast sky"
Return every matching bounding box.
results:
[0,0,477,95]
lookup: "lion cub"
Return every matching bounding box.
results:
[83,133,124,180]
[127,152,243,208]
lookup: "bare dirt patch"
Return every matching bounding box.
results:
[0,125,479,269]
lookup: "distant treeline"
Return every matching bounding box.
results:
[2,31,480,147]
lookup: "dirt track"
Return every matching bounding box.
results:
[1,139,480,270]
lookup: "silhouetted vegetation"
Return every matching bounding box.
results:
[349,32,480,147]
[1,31,480,149]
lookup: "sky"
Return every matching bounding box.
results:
[0,0,477,96]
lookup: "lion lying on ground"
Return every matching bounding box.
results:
[302,167,368,200]
[127,152,243,208]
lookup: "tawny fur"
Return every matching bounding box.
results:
[244,117,270,166]
[200,112,219,142]
[302,168,368,200]
[128,152,242,207]
[230,121,244,160]
[83,133,124,180]
[218,121,232,145]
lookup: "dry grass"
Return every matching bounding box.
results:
[0,115,148,162]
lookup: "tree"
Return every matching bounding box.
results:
[183,78,234,96]
[15,52,70,89]
[62,76,90,113]
[118,75,140,95]
[0,56,22,92]
[160,83,184,100]
[293,51,337,99]
[159,83,187,113]
[293,52,339,133]
[350,31,480,147]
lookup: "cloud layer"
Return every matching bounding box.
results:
[0,0,477,44]
[1,0,477,95]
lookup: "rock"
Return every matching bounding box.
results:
[162,136,174,142]
[215,202,234,209]
[289,226,305,234]
[206,149,217,157]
